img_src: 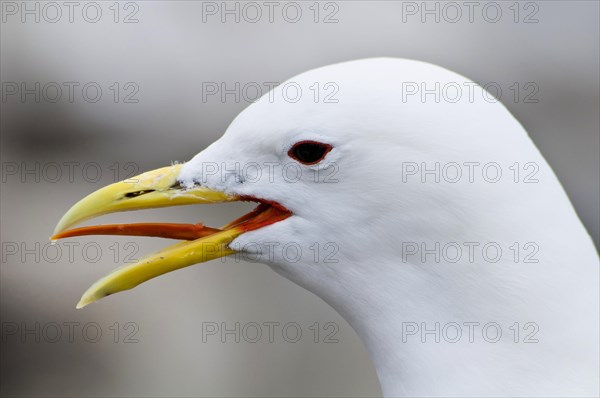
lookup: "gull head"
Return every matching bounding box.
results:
[53,57,532,308]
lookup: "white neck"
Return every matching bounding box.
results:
[299,243,598,397]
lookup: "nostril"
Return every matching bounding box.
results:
[124,190,154,198]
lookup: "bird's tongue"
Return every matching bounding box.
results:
[51,223,221,240]
[51,203,288,241]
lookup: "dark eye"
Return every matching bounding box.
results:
[288,141,333,165]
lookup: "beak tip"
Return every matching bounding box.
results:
[77,284,110,309]
[53,212,75,235]
[76,296,93,309]
[53,220,67,237]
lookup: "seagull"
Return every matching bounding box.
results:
[52,58,599,397]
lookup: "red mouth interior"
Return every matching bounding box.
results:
[51,199,292,241]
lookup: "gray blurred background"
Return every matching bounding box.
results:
[1,1,598,396]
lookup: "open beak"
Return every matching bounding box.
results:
[51,164,291,309]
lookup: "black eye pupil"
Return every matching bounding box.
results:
[290,142,332,165]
